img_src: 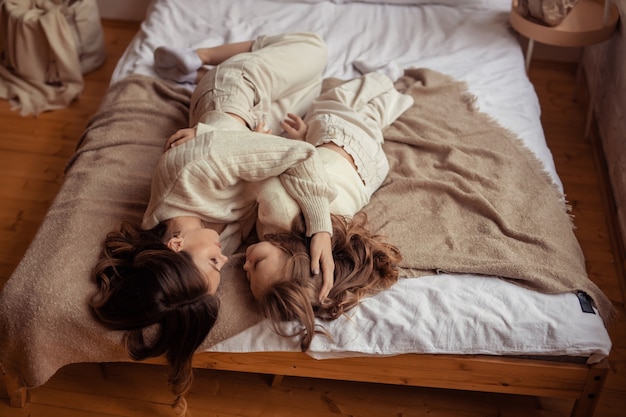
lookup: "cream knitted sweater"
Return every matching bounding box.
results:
[142,113,336,255]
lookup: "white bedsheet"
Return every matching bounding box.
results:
[216,275,610,363]
[112,0,557,189]
[111,0,611,362]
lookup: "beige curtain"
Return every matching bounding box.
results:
[0,0,103,116]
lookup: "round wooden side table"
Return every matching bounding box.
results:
[509,0,620,136]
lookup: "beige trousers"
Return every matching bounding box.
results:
[190,32,328,134]
[305,72,414,196]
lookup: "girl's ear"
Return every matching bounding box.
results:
[167,236,184,252]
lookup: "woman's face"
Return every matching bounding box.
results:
[178,227,228,294]
[243,241,289,300]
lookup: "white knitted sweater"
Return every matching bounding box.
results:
[142,113,336,255]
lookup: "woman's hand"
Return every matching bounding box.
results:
[281,113,307,140]
[310,231,335,301]
[165,127,197,151]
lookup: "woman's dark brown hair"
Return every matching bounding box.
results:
[257,212,402,350]
[89,221,219,415]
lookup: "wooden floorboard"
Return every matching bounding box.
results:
[0,19,624,417]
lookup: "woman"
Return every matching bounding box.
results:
[90,32,334,416]
[91,33,412,413]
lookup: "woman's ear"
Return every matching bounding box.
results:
[167,236,184,252]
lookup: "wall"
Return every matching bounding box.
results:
[582,0,626,249]
[96,0,152,21]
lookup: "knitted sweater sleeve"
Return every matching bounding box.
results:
[143,130,336,236]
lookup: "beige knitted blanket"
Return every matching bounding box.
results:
[363,69,612,321]
[0,71,613,390]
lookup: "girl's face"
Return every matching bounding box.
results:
[243,241,289,300]
[178,227,228,294]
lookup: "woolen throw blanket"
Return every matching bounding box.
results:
[366,69,612,320]
[0,70,613,390]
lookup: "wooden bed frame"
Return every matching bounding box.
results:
[3,353,609,417]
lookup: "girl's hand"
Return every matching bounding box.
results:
[281,113,307,140]
[310,232,335,301]
[165,127,197,151]
[254,121,272,134]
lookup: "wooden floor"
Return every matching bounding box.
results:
[1,19,625,417]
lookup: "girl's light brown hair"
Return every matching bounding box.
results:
[257,212,402,350]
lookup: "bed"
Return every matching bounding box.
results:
[0,0,615,416]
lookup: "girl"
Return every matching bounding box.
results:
[244,72,411,350]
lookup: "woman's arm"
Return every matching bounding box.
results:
[274,113,333,298]
[152,129,336,231]
[164,127,197,150]
[151,128,337,297]
[310,231,334,301]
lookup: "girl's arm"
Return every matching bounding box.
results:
[280,113,308,140]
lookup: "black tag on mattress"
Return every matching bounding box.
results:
[576,291,596,314]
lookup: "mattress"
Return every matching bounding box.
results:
[105,0,612,363]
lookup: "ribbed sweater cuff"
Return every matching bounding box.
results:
[298,194,333,237]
